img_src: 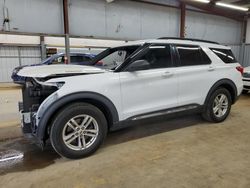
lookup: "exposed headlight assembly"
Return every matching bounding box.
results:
[34,78,65,89]
[45,81,65,89]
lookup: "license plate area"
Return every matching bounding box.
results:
[20,111,33,133]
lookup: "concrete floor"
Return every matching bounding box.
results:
[0,89,250,188]
[0,88,22,141]
[0,88,21,124]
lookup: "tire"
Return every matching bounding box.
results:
[202,88,232,123]
[50,102,108,159]
[242,89,249,94]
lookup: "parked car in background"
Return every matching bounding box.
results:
[12,53,96,84]
[243,66,250,94]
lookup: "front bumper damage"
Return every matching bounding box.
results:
[19,102,36,134]
[19,102,45,148]
[18,79,59,148]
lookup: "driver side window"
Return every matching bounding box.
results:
[126,45,172,71]
[100,50,127,69]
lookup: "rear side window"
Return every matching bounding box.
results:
[81,56,91,61]
[71,56,81,63]
[176,45,211,66]
[71,55,91,63]
[210,48,237,64]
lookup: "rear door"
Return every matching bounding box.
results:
[119,44,179,120]
[174,45,214,106]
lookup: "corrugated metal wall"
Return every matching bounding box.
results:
[186,11,242,44]
[0,0,242,42]
[69,0,180,40]
[241,45,250,67]
[0,0,63,34]
[0,46,41,82]
[0,0,247,82]
[230,45,241,61]
[228,44,250,67]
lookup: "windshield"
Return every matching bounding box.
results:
[41,54,60,64]
[91,45,143,70]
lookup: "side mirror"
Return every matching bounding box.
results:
[127,60,150,71]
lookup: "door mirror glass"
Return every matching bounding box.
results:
[127,60,150,71]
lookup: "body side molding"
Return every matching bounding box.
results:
[110,104,203,131]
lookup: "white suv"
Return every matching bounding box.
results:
[17,38,243,159]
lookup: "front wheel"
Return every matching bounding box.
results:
[202,88,232,123]
[50,103,107,159]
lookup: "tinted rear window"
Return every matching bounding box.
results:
[210,48,237,64]
[176,45,211,66]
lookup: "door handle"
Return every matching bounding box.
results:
[162,72,173,78]
[208,66,215,71]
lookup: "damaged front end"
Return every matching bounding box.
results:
[19,78,62,138]
[15,64,106,147]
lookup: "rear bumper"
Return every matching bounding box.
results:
[243,78,250,91]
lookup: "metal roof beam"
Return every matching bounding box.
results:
[180,0,245,21]
[233,0,250,5]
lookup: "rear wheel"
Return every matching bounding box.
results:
[50,103,107,159]
[202,88,232,123]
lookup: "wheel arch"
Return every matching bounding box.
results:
[36,92,119,142]
[204,79,238,106]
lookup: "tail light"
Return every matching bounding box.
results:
[96,61,103,66]
[236,66,244,75]
[64,56,68,64]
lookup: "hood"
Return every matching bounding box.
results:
[13,64,29,71]
[17,64,106,78]
[14,62,46,72]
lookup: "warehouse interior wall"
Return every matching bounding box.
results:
[68,0,180,40]
[0,0,248,82]
[0,0,63,34]
[0,0,243,43]
[245,19,250,44]
[186,11,242,45]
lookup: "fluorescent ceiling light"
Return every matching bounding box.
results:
[216,2,249,11]
[193,0,210,3]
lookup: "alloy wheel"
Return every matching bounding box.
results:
[62,114,99,151]
[213,94,229,118]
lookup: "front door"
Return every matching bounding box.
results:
[119,44,179,120]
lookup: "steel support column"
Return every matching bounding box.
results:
[239,18,247,66]
[17,47,22,66]
[63,0,70,64]
[40,36,46,60]
[180,3,186,38]
[242,18,247,43]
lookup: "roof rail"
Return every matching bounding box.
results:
[157,37,219,44]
